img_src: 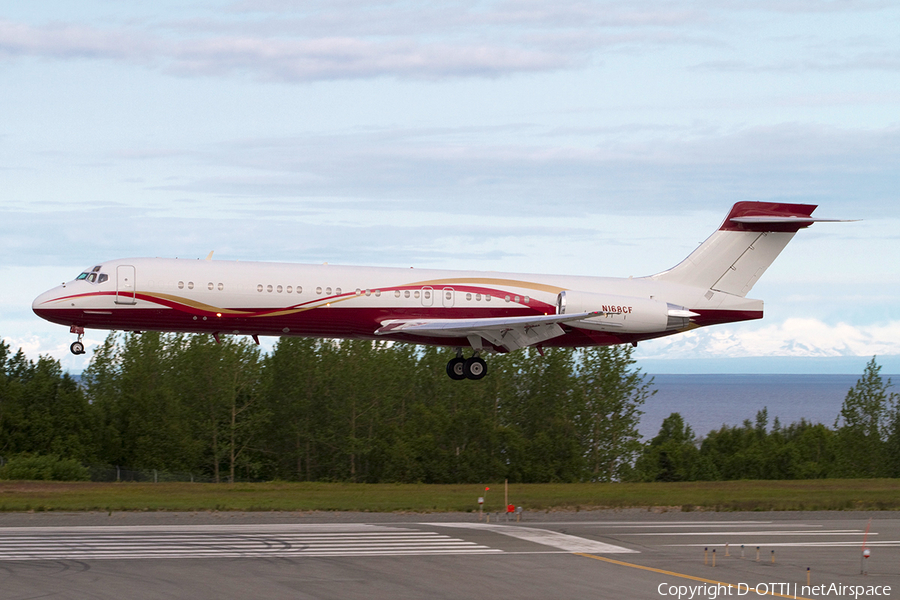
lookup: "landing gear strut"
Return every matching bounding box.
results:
[69,325,86,355]
[446,350,488,380]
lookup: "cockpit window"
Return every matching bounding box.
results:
[76,266,105,283]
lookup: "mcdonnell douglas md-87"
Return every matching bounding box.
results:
[33,202,847,380]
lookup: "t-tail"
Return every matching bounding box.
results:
[651,202,848,297]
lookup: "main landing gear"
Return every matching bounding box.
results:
[446,350,487,381]
[69,325,86,355]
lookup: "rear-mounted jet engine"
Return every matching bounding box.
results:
[556,290,698,333]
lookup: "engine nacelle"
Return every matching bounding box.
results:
[556,290,695,333]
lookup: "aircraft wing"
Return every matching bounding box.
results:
[375,311,614,352]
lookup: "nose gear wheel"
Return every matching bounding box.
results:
[69,326,86,355]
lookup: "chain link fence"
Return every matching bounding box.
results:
[0,455,249,483]
[88,465,216,483]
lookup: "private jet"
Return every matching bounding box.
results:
[32,202,846,379]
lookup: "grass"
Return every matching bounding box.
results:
[2,479,900,513]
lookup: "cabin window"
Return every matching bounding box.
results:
[325,287,332,295]
[414,291,420,299]
[394,290,401,298]
[466,293,472,301]
[277,285,283,293]
[218,283,224,291]
[514,295,520,303]
[257,284,263,292]
[316,287,323,295]
[188,282,194,290]
[524,296,530,304]
[404,290,410,298]
[178,281,185,289]
[365,289,371,296]
[355,289,361,295]
[375,290,381,297]
[336,287,342,295]
[475,293,482,301]
[296,286,302,294]
[423,291,431,299]
[267,285,273,293]
[208,282,214,290]
[485,295,491,301]
[505,295,511,302]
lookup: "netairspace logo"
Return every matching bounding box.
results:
[657,582,893,599]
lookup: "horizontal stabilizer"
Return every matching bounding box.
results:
[730,216,855,226]
[720,202,854,233]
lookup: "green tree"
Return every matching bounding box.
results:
[833,357,897,478]
[633,412,698,482]
[85,332,201,472]
[781,420,835,479]
[0,348,96,462]
[177,334,266,483]
[575,346,653,482]
[504,347,582,482]
[259,337,324,480]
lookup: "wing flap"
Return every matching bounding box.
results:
[375,311,611,352]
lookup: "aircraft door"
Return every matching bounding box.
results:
[420,286,434,307]
[116,265,137,305]
[442,287,455,308]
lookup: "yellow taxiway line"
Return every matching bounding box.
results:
[575,553,813,600]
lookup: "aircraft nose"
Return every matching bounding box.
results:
[32,286,64,319]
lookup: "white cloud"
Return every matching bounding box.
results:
[123,123,900,217]
[638,318,900,359]
[6,1,893,82]
[0,17,576,81]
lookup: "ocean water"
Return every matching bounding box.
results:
[638,374,896,440]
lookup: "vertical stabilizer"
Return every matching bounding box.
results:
[651,202,820,297]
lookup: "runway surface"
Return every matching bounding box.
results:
[1,511,897,599]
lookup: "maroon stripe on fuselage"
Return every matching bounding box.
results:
[32,304,765,351]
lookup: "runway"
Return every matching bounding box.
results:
[0,511,896,599]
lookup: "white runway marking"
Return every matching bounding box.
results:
[0,523,501,561]
[434,523,637,553]
[536,521,784,527]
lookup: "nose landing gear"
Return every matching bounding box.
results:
[69,326,86,355]
[446,350,488,380]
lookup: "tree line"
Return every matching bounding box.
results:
[0,333,896,483]
[0,333,652,483]
[634,358,900,481]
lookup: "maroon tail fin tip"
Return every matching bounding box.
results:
[719,201,818,233]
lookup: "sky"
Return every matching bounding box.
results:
[1,0,898,374]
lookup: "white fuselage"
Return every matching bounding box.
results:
[35,201,832,377]
[32,256,762,350]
